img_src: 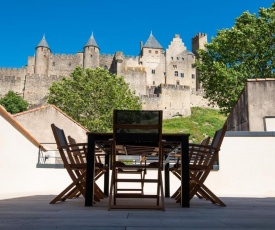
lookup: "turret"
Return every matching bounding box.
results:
[114,51,124,76]
[34,35,51,75]
[140,32,165,86]
[192,33,207,56]
[83,33,100,69]
[192,33,208,90]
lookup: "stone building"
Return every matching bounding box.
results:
[0,32,209,119]
[227,79,275,131]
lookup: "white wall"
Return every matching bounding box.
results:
[204,133,275,197]
[0,115,71,200]
[2,124,275,200]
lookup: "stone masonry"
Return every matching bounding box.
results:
[0,32,210,119]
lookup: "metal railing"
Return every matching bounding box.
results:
[37,143,64,168]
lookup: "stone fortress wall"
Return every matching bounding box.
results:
[0,32,214,118]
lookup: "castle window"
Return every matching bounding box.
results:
[90,55,93,58]
[104,65,108,69]
[171,57,173,60]
[173,65,177,69]
[181,73,184,78]
[176,80,180,85]
[52,62,55,66]
[149,50,151,53]
[182,58,184,61]
[174,71,178,77]
[177,57,179,60]
[153,81,155,85]
[152,69,155,74]
[192,74,195,79]
[155,51,158,54]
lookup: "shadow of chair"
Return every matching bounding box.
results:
[108,110,165,210]
[170,124,227,207]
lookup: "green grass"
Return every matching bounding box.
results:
[163,107,227,143]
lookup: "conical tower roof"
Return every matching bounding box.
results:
[143,32,163,49]
[36,35,50,50]
[84,33,99,49]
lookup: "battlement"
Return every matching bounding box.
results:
[192,33,207,42]
[124,55,139,61]
[161,84,190,91]
[52,54,80,60]
[0,67,26,75]
[100,54,114,58]
[140,94,159,99]
[25,73,64,80]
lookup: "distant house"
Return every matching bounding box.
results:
[13,104,89,145]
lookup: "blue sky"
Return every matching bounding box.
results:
[0,0,274,68]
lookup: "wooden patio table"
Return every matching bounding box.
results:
[85,132,190,208]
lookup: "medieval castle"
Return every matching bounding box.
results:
[0,32,210,119]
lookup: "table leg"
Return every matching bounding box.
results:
[181,136,190,207]
[85,134,95,206]
[164,160,170,197]
[104,154,109,196]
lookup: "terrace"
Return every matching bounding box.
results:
[1,195,275,229]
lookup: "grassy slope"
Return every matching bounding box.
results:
[163,107,227,143]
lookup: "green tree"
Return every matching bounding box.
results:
[47,67,141,132]
[195,3,275,115]
[0,90,28,114]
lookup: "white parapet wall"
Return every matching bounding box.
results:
[1,127,275,200]
[203,131,275,197]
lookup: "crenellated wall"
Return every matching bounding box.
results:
[141,84,191,119]
[99,54,115,70]
[0,32,214,118]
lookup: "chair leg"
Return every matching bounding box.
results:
[171,186,181,199]
[108,170,115,210]
[198,184,226,207]
[50,182,78,204]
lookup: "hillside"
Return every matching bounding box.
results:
[163,107,227,143]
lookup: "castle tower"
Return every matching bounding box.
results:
[192,33,207,89]
[83,33,100,69]
[139,32,165,86]
[191,33,207,56]
[34,35,51,75]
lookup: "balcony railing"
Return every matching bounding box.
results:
[37,143,64,168]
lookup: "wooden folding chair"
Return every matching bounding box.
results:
[50,123,107,204]
[67,136,107,201]
[170,124,227,207]
[170,136,210,199]
[109,110,165,210]
[50,124,87,204]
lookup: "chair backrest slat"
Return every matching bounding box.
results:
[113,110,163,146]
